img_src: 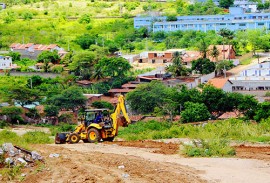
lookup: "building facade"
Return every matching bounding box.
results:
[134,7,270,32]
[0,56,12,69]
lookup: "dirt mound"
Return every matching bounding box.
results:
[23,144,205,183]
[105,140,179,155]
[235,145,270,161]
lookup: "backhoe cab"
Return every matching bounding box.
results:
[55,95,131,144]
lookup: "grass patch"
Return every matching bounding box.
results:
[240,57,254,65]
[118,119,270,157]
[0,165,23,181]
[35,123,76,136]
[183,139,235,157]
[0,130,53,149]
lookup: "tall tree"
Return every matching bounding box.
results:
[47,86,87,122]
[68,51,96,80]
[37,50,60,64]
[94,57,132,78]
[7,86,41,107]
[181,102,211,123]
[192,58,215,74]
[211,45,219,62]
[166,51,189,76]
[218,28,234,60]
[219,0,234,8]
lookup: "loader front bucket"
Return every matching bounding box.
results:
[55,132,69,144]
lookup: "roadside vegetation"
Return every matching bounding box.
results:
[0,130,52,149]
[118,119,270,157]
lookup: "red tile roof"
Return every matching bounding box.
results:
[76,80,93,85]
[121,83,138,88]
[208,78,231,89]
[218,111,242,119]
[10,43,20,48]
[108,89,133,93]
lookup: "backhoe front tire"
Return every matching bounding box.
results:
[69,133,80,144]
[88,128,101,143]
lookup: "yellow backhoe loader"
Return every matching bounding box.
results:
[55,95,131,144]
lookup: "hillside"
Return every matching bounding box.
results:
[0,0,175,51]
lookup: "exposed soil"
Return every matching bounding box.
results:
[23,144,205,183]
[235,145,270,161]
[104,140,179,155]
[15,140,270,183]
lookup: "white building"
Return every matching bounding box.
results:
[0,56,12,69]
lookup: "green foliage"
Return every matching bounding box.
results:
[49,123,76,136]
[265,92,270,97]
[0,120,7,129]
[7,52,21,62]
[119,119,270,145]
[37,50,60,64]
[181,102,211,123]
[0,164,23,181]
[75,34,97,50]
[192,58,215,74]
[126,81,176,114]
[94,57,132,78]
[0,106,23,124]
[219,0,234,8]
[183,139,235,157]
[166,14,177,21]
[44,105,59,117]
[22,131,52,144]
[79,14,91,24]
[68,51,96,79]
[254,102,270,122]
[92,100,114,110]
[47,86,87,112]
[166,51,190,76]
[7,86,41,107]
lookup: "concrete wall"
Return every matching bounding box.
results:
[200,72,215,83]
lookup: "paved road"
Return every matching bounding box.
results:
[228,57,269,76]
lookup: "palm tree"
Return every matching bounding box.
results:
[211,45,220,62]
[166,51,188,76]
[218,28,234,60]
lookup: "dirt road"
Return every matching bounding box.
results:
[22,141,270,183]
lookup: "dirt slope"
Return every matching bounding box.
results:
[21,141,270,183]
[24,143,205,183]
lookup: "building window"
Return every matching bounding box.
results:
[152,59,155,63]
[258,87,264,90]
[154,53,157,57]
[239,23,246,26]
[258,23,264,26]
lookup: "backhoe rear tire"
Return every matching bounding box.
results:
[88,128,101,143]
[69,133,80,144]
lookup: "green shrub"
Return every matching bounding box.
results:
[22,131,52,144]
[0,120,7,129]
[183,139,236,157]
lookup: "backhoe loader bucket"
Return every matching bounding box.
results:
[55,132,69,144]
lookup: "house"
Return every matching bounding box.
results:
[208,78,233,92]
[148,51,173,64]
[181,51,202,67]
[10,43,65,60]
[121,83,138,90]
[135,7,270,32]
[108,89,133,97]
[208,45,236,62]
[76,80,94,87]
[0,56,18,70]
[83,94,103,106]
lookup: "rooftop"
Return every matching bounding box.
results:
[208,78,231,89]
